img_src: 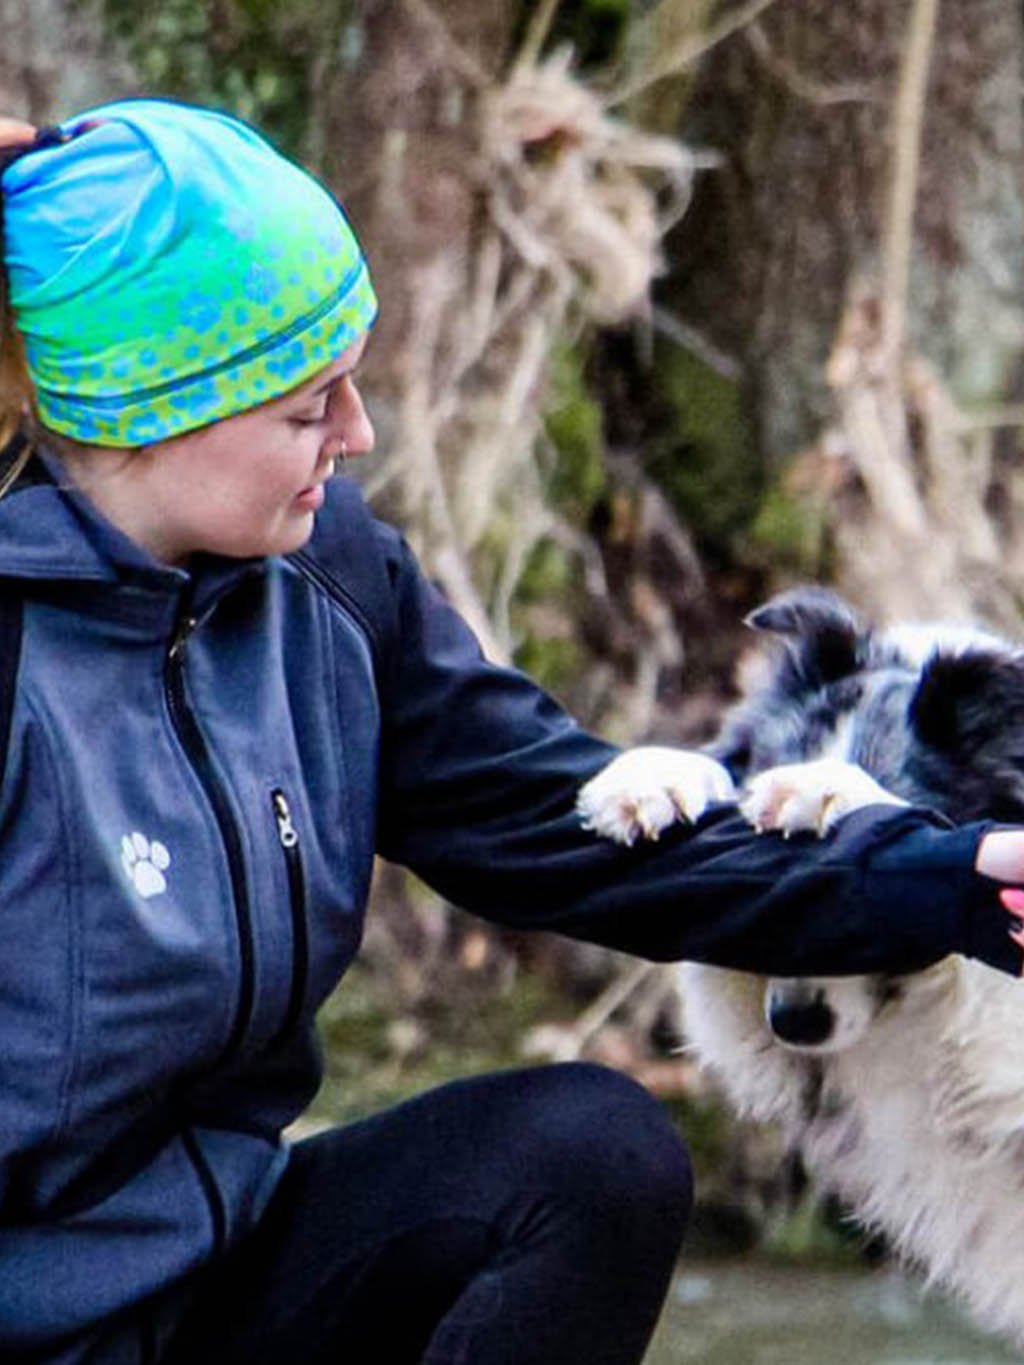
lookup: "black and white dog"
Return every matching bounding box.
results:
[578,586,1024,1347]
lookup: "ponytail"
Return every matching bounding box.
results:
[0,118,41,494]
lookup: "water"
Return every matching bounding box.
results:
[645,1262,1022,1364]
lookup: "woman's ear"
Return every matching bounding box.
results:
[0,119,37,148]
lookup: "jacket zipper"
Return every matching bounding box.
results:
[181,1127,227,1255]
[165,607,255,1060]
[271,788,309,1043]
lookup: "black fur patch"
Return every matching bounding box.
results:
[715,588,1024,825]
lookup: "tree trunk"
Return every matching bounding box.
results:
[0,0,134,119]
[666,0,1024,625]
[324,0,518,401]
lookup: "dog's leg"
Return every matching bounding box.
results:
[577,746,735,846]
[926,958,1024,1158]
[740,756,908,837]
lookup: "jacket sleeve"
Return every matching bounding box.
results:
[371,526,1022,979]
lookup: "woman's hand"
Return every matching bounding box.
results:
[975,830,1024,957]
[976,829,1024,883]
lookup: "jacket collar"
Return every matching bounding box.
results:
[0,437,263,607]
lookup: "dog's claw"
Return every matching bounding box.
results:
[741,758,907,839]
[577,747,736,846]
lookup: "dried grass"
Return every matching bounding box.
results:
[482,47,694,322]
[370,30,699,666]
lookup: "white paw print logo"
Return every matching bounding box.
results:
[121,831,171,899]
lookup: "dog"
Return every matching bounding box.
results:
[577,585,1024,1348]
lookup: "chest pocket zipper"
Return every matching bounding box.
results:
[271,789,309,1044]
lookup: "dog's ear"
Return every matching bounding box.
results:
[745,586,864,687]
[909,649,1024,819]
[909,650,1024,751]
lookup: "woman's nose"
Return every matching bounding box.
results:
[328,379,375,458]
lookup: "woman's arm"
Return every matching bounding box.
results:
[364,514,1022,979]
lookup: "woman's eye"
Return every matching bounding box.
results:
[290,411,326,428]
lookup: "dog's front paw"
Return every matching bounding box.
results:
[741,757,908,838]
[578,746,736,846]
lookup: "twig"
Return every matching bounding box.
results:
[524,959,658,1062]
[744,22,878,107]
[571,959,657,1048]
[955,404,1024,432]
[652,304,742,381]
[400,0,490,88]
[608,0,785,108]
[515,0,564,72]
[881,0,940,361]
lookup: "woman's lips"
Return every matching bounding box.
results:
[294,483,325,512]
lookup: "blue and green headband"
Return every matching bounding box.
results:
[0,98,378,447]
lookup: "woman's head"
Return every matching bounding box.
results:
[0,99,377,449]
[0,98,378,560]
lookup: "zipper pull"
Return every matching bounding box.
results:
[169,615,198,662]
[272,790,299,848]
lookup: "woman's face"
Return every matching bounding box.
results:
[72,334,375,565]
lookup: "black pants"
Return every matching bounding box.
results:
[160,1063,692,1365]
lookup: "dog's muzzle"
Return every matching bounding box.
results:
[763,975,890,1053]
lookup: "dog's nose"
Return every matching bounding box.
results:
[766,986,835,1047]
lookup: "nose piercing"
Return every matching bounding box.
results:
[333,440,348,474]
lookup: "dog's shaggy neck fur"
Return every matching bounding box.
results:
[685,587,1024,1347]
[682,955,1024,1344]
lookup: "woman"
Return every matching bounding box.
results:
[0,99,1021,1365]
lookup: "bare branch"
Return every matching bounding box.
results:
[881,0,941,362]
[744,21,878,107]
[955,404,1024,433]
[652,304,742,381]
[399,0,490,87]
[514,0,564,72]
[522,959,659,1062]
[607,0,785,108]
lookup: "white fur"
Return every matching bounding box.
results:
[680,955,1024,1347]
[577,746,735,846]
[882,620,1014,669]
[582,745,1024,1348]
[741,756,907,836]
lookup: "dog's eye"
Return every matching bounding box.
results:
[876,977,905,1006]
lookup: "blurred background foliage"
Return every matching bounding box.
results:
[7,0,1024,1259]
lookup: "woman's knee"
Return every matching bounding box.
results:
[507,1062,693,1230]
